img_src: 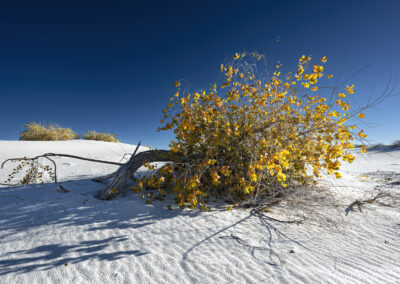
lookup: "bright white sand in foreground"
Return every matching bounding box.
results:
[0,140,399,283]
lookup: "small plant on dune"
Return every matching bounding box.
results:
[5,159,55,185]
[19,122,78,141]
[132,52,368,209]
[82,130,120,142]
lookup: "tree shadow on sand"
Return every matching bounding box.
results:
[0,177,202,275]
[0,178,201,238]
[0,236,147,276]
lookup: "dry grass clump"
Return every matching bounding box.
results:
[82,130,119,142]
[20,122,78,141]
[19,122,120,142]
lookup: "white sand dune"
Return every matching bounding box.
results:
[0,141,399,283]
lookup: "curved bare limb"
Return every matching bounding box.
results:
[96,149,174,200]
[1,153,123,169]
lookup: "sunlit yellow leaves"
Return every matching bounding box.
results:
[297,65,304,75]
[342,154,356,163]
[346,85,355,94]
[313,65,324,73]
[243,185,254,194]
[299,55,312,64]
[210,169,220,185]
[248,166,258,182]
[320,56,328,63]
[309,76,317,85]
[193,92,200,101]
[188,176,200,188]
[174,80,180,87]
[214,96,223,107]
[329,111,340,117]
[361,146,367,153]
[220,166,231,176]
[251,52,263,60]
[334,172,342,179]
[277,172,286,183]
[180,98,188,106]
[335,99,345,107]
[155,52,361,209]
[358,130,367,138]
[327,74,333,78]
[357,113,365,119]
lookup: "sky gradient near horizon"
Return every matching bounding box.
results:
[1,0,399,149]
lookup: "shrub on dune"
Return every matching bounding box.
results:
[19,122,78,141]
[82,130,119,142]
[131,52,368,209]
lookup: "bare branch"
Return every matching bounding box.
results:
[1,153,123,169]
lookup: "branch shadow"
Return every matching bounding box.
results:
[345,202,360,216]
[182,209,308,268]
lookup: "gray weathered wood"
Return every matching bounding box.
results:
[96,150,173,200]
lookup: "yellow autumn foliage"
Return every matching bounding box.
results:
[136,52,367,209]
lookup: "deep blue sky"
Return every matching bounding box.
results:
[1,0,399,149]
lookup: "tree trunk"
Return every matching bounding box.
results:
[95,150,173,200]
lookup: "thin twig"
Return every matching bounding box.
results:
[132,141,142,157]
[252,208,305,224]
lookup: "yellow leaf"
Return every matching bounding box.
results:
[320,56,328,63]
[313,65,324,73]
[358,130,367,138]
